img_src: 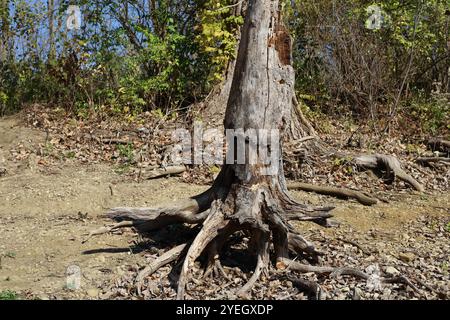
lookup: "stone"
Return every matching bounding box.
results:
[352,287,362,300]
[399,252,416,263]
[385,266,400,275]
[66,265,81,290]
[86,288,99,298]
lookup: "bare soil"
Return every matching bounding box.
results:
[0,115,448,300]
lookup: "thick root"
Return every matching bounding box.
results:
[237,230,270,298]
[85,167,426,299]
[280,258,421,294]
[287,182,378,206]
[136,243,188,295]
[177,203,229,299]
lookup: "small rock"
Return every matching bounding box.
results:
[66,265,81,290]
[385,266,400,275]
[381,288,392,300]
[399,252,416,263]
[86,288,99,298]
[341,286,350,293]
[352,287,362,300]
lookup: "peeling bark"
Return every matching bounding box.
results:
[85,0,421,299]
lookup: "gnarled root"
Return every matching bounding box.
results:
[85,167,424,299]
[136,243,188,295]
[279,258,421,294]
[353,154,424,192]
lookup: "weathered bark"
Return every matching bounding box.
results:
[353,154,424,192]
[86,0,420,299]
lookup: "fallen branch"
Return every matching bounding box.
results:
[143,166,186,179]
[279,258,422,295]
[287,182,377,206]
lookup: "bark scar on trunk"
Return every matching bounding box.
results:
[269,24,292,66]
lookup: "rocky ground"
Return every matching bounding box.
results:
[0,111,448,300]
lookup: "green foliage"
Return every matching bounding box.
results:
[117,143,134,163]
[0,0,242,115]
[0,290,18,300]
[0,0,447,137]
[408,90,449,134]
[4,252,16,258]
[285,0,449,126]
[196,0,243,82]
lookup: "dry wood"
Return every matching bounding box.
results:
[136,243,188,295]
[143,165,186,179]
[416,157,450,165]
[353,154,424,192]
[287,182,378,206]
[85,0,426,299]
[280,258,421,293]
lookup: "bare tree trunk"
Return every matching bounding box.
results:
[86,0,420,300]
[0,0,11,62]
[47,0,56,61]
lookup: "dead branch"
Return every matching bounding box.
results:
[416,157,450,166]
[279,258,421,294]
[143,165,186,179]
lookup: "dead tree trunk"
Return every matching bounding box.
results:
[86,0,421,299]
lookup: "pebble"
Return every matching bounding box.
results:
[87,288,99,298]
[352,287,362,300]
[399,252,416,263]
[385,266,400,275]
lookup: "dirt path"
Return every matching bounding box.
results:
[0,115,448,299]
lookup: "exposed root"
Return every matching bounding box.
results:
[288,232,324,260]
[143,165,186,180]
[237,230,270,298]
[427,137,450,153]
[353,154,424,192]
[136,243,188,296]
[82,221,136,244]
[203,223,239,280]
[280,258,421,294]
[177,204,229,299]
[203,257,229,280]
[416,157,450,166]
[287,182,378,206]
[85,166,426,299]
[275,274,321,299]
